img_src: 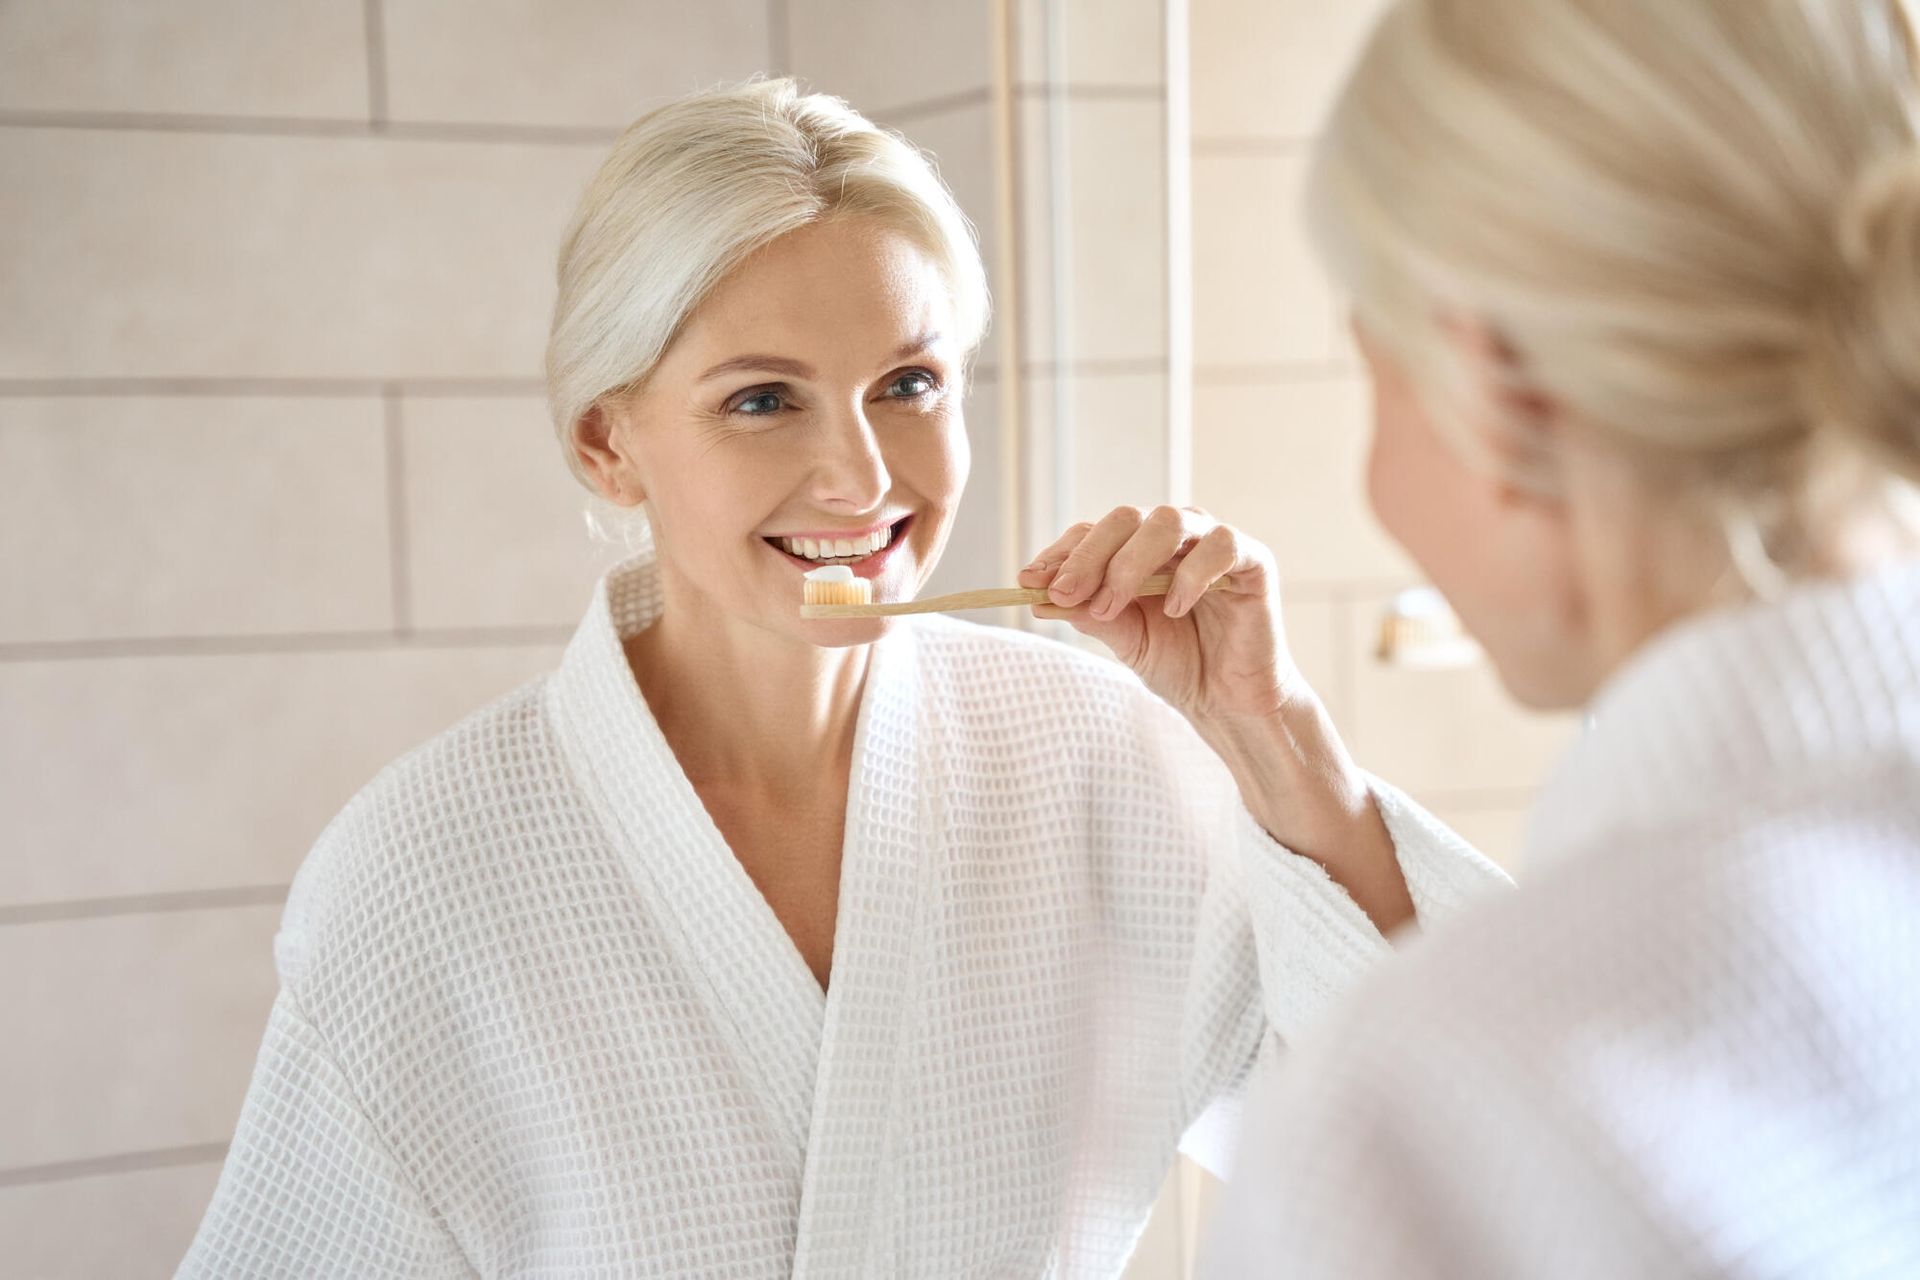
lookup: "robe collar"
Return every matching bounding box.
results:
[544,553,934,1273]
[1526,557,1920,867]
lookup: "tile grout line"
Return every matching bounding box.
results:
[0,377,546,397]
[0,110,618,146]
[0,86,1154,147]
[384,385,411,636]
[0,885,289,928]
[1189,134,1316,156]
[0,624,577,663]
[1193,359,1359,384]
[363,0,389,131]
[0,366,1189,397]
[768,0,791,76]
[0,1143,230,1190]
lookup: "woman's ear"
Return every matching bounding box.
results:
[1440,313,1564,508]
[572,400,647,507]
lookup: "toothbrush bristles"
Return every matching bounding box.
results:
[801,577,874,608]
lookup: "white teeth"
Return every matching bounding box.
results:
[775,524,901,562]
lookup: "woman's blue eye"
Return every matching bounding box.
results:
[888,371,936,398]
[734,391,784,416]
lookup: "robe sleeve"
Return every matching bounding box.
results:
[176,989,473,1279]
[1136,687,1510,1127]
[1230,772,1511,1039]
[1196,988,1669,1279]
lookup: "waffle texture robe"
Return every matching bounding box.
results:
[179,553,1507,1278]
[1208,560,1920,1277]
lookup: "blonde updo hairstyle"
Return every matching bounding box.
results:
[1309,0,1920,590]
[545,77,989,518]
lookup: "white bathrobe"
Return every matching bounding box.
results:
[178,554,1505,1279]
[1207,560,1920,1278]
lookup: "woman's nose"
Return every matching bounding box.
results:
[810,405,892,511]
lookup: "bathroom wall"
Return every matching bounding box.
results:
[1184,0,1580,873]
[0,2,1011,1273]
[1,0,1634,1273]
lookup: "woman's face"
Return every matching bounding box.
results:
[1356,321,1599,710]
[581,218,969,648]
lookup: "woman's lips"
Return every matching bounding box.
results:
[764,515,912,580]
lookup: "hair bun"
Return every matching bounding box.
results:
[1804,151,1920,480]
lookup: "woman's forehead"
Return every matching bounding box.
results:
[673,225,958,373]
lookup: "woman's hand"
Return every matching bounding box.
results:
[1023,504,1415,935]
[1018,505,1310,723]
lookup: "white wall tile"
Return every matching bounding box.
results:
[402,396,622,630]
[0,644,563,905]
[0,1161,222,1280]
[1190,0,1389,140]
[1191,377,1414,586]
[1348,590,1580,795]
[0,397,391,643]
[1427,804,1534,876]
[0,0,368,119]
[1192,149,1338,368]
[1121,1165,1186,1279]
[381,0,771,130]
[1018,0,1165,87]
[890,104,1001,335]
[923,372,1008,605]
[0,128,604,380]
[1020,371,1170,527]
[1280,595,1341,726]
[1018,99,1168,365]
[0,906,280,1167]
[788,0,992,119]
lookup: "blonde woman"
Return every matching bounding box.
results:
[177,80,1503,1278]
[1192,1,1920,1274]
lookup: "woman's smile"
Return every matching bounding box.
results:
[761,514,915,581]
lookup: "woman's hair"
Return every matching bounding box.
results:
[546,77,990,488]
[1309,0,1920,583]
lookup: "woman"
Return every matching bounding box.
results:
[177,79,1502,1277]
[1194,1,1920,1274]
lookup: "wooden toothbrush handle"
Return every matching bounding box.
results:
[802,573,1182,618]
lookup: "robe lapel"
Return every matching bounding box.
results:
[790,623,932,1279]
[546,558,828,1167]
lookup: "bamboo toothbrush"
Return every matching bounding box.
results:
[800,565,1196,619]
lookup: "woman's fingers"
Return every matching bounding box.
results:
[1164,523,1272,616]
[1046,507,1146,608]
[1018,521,1095,589]
[1047,505,1217,615]
[1093,506,1219,620]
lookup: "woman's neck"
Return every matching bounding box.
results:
[1581,488,1920,696]
[623,580,872,793]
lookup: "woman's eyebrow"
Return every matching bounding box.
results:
[697,333,945,383]
[697,354,816,382]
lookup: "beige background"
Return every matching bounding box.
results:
[0,1,1575,1274]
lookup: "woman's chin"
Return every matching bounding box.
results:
[798,615,896,649]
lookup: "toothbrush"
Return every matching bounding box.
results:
[800,565,1203,619]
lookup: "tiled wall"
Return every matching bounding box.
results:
[1186,0,1580,873]
[0,3,1012,1273]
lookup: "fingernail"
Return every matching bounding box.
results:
[1092,586,1117,617]
[1053,573,1078,598]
